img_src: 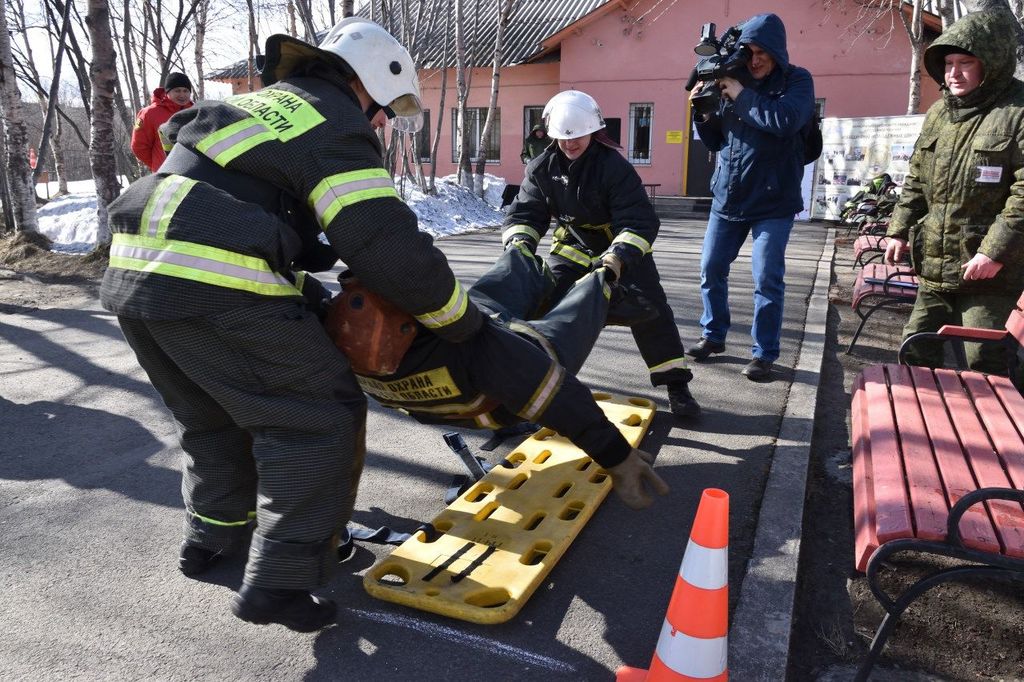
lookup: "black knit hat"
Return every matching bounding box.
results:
[164,72,193,92]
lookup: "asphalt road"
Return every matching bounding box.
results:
[0,219,828,681]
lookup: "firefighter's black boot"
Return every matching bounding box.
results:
[231,584,337,632]
[606,283,658,327]
[179,542,224,577]
[667,380,700,418]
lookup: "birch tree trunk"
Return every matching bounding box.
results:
[86,0,121,247]
[474,0,516,198]
[33,0,73,185]
[899,0,925,114]
[428,2,453,194]
[454,0,472,189]
[0,0,37,233]
[194,0,210,100]
[245,0,258,93]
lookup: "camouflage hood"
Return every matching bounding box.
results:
[923,10,1018,117]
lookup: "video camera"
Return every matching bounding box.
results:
[685,22,752,120]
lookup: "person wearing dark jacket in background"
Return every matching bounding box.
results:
[884,9,1024,376]
[503,90,700,419]
[521,123,550,163]
[131,72,194,172]
[688,13,815,382]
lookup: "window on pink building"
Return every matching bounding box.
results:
[628,103,653,165]
[412,110,431,161]
[451,107,501,163]
[523,106,543,136]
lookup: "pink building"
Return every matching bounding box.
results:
[210,1,943,197]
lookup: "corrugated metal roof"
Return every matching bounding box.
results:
[208,0,611,80]
[393,0,610,68]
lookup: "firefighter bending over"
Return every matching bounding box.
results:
[100,17,665,634]
[100,19,492,632]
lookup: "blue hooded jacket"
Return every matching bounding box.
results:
[694,13,815,221]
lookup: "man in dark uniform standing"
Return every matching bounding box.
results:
[503,90,700,419]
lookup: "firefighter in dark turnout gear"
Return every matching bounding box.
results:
[100,18,486,631]
[331,245,671,500]
[503,90,700,418]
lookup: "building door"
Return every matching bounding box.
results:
[685,121,715,197]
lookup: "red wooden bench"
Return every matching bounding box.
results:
[850,291,1024,681]
[851,235,910,269]
[852,235,889,268]
[847,263,918,354]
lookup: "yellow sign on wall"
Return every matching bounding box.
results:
[665,130,684,144]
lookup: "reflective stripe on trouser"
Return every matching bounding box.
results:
[548,253,690,386]
[117,299,367,589]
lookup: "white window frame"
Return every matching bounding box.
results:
[628,102,654,166]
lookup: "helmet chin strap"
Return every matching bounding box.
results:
[365,101,396,122]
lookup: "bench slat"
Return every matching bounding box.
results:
[852,371,880,572]
[961,373,1024,559]
[929,370,1003,555]
[990,376,1024,491]
[887,365,948,542]
[864,367,914,544]
[852,264,918,310]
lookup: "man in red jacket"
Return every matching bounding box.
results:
[131,72,194,172]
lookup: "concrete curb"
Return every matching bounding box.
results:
[728,227,835,679]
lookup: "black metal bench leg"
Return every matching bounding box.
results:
[847,314,871,354]
[847,298,911,354]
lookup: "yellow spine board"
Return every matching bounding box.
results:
[363,393,655,624]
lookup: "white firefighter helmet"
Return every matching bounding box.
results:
[542,90,605,139]
[261,18,423,132]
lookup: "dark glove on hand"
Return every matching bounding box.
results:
[607,449,669,510]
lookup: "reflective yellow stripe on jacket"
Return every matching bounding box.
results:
[503,224,540,244]
[109,175,299,297]
[197,88,328,167]
[551,241,600,269]
[414,280,472,331]
[612,230,652,254]
[308,168,399,229]
[520,363,565,422]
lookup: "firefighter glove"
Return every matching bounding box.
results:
[607,448,669,510]
[601,253,624,283]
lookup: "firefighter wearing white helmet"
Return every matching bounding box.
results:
[100,17,483,631]
[542,90,606,139]
[503,89,702,419]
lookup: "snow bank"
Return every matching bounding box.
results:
[34,173,510,253]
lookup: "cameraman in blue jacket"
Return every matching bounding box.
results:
[688,13,815,381]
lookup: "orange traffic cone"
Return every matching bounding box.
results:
[617,488,729,682]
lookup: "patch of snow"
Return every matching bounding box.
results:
[34,173,509,253]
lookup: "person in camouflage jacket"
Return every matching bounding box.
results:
[520,124,550,163]
[885,9,1024,374]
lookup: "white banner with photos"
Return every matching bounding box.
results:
[804,114,926,221]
